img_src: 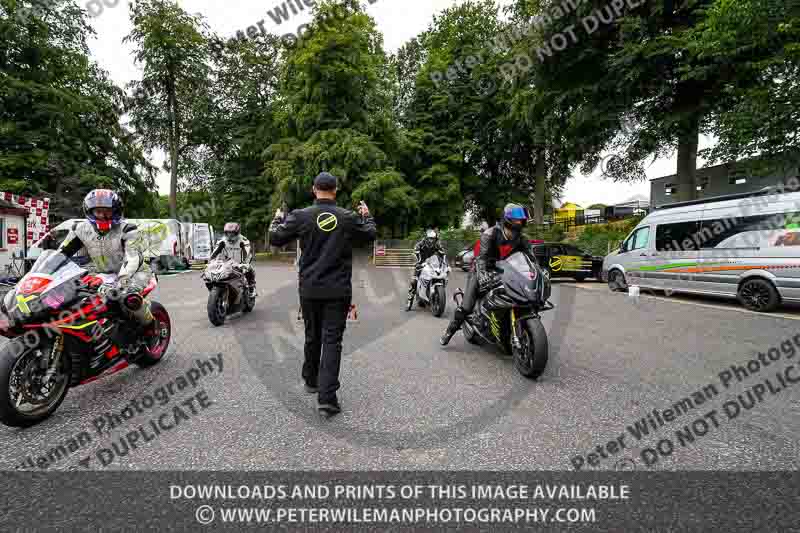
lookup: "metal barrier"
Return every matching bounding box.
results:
[372,240,474,268]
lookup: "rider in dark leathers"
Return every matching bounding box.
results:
[407,229,446,304]
[440,204,536,345]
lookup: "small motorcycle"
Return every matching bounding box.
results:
[0,250,171,427]
[202,258,255,326]
[406,255,450,317]
[454,251,552,379]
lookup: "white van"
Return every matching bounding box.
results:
[602,187,800,312]
[27,218,189,273]
[180,222,215,263]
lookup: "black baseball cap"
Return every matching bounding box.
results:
[313,172,337,191]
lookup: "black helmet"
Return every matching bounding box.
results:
[223,222,241,244]
[502,203,529,237]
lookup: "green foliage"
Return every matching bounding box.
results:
[124,0,212,217]
[572,217,643,256]
[0,0,154,220]
[4,0,798,241]
[262,0,411,233]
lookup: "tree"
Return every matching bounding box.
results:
[124,0,212,218]
[515,0,799,203]
[692,0,800,171]
[0,0,155,220]
[262,0,414,234]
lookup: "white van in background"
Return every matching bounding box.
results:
[27,218,190,273]
[179,222,216,263]
[602,187,800,312]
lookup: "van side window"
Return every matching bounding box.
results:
[655,221,701,251]
[632,227,650,250]
[697,213,797,249]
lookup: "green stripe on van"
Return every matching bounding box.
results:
[636,262,698,271]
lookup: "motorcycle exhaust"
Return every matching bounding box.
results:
[124,293,143,311]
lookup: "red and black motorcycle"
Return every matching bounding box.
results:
[0,250,171,427]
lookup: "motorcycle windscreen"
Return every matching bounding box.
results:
[498,252,540,304]
[426,255,442,270]
[5,251,86,321]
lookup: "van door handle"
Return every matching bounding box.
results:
[639,253,648,257]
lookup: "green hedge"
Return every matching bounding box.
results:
[571,217,643,256]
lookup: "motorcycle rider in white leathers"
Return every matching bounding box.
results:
[209,222,256,297]
[57,189,155,366]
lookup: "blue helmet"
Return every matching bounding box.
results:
[502,203,529,238]
[83,189,123,233]
[502,203,529,226]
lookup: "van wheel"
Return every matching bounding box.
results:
[738,279,780,312]
[608,269,627,292]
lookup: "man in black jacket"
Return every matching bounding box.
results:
[269,172,377,416]
[440,203,535,346]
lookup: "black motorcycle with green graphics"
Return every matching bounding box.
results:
[454,251,552,379]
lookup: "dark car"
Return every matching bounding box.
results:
[455,240,545,272]
[454,245,475,271]
[531,242,603,282]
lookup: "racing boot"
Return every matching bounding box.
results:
[246,269,257,298]
[405,277,417,310]
[440,306,466,346]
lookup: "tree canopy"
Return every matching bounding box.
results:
[2,0,798,242]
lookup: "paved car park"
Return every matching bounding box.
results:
[1,262,798,471]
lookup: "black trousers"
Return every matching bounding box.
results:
[460,271,480,314]
[300,296,351,402]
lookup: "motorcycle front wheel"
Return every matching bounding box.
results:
[431,285,446,317]
[513,318,549,380]
[207,286,227,326]
[0,336,71,427]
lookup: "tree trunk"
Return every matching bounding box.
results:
[167,75,179,219]
[675,119,699,203]
[534,149,546,224]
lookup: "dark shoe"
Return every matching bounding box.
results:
[318,399,341,416]
[440,320,461,346]
[304,382,318,393]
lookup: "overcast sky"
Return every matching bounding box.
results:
[85,0,714,207]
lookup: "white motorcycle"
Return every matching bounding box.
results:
[406,255,450,317]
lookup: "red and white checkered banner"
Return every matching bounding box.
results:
[0,192,50,246]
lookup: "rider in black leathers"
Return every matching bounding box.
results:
[407,229,447,304]
[440,203,536,346]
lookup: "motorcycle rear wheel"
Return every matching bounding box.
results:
[207,286,227,326]
[0,337,71,427]
[134,302,171,367]
[513,318,548,379]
